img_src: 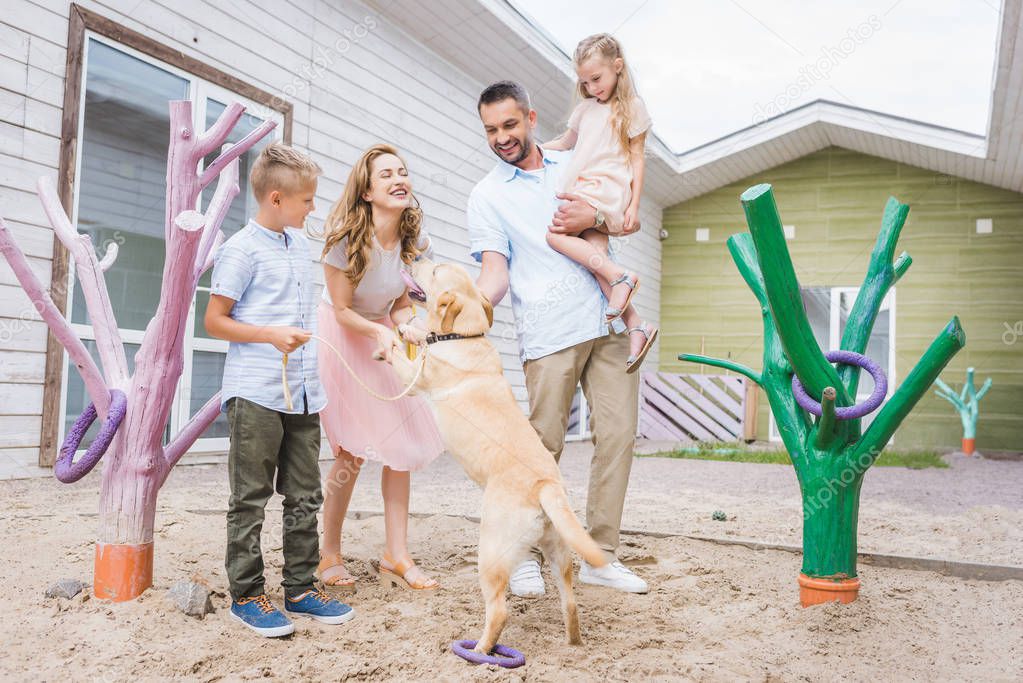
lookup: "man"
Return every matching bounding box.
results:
[468,80,647,595]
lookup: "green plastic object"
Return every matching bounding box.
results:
[679,184,965,581]
[934,368,990,444]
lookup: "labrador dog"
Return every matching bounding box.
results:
[383,259,609,654]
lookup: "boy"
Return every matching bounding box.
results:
[206,142,353,637]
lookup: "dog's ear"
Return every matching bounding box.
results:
[479,292,493,328]
[436,291,463,333]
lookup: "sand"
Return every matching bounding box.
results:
[2,446,1021,681]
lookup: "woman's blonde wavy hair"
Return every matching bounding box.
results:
[574,33,637,152]
[320,144,425,287]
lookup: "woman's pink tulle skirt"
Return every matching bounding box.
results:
[317,302,445,471]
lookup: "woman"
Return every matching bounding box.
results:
[317,144,444,591]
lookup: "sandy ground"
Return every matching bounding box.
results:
[2,443,1021,681]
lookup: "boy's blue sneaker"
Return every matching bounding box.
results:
[284,590,356,625]
[230,595,295,637]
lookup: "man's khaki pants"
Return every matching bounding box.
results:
[523,331,640,562]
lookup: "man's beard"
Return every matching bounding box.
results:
[492,135,533,165]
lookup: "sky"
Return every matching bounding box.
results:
[511,0,1001,153]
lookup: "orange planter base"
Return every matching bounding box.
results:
[94,541,154,602]
[962,438,976,455]
[798,573,860,607]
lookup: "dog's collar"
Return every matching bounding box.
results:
[425,331,486,345]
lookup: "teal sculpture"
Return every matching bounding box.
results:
[934,368,991,455]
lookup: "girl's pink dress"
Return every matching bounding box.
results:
[317,233,444,471]
[559,96,652,233]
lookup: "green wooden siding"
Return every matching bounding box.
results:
[661,147,1023,451]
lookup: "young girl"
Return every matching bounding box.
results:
[316,144,445,592]
[544,33,658,372]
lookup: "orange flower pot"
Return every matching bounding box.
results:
[798,573,860,607]
[962,438,975,455]
[94,541,154,601]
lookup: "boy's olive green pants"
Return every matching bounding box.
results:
[225,397,323,601]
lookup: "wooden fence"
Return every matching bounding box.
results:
[639,372,757,442]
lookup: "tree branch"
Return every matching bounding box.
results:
[678,354,761,385]
[853,316,966,464]
[194,154,239,284]
[725,230,811,456]
[197,230,224,279]
[975,377,992,402]
[197,119,277,191]
[0,218,112,416]
[740,184,852,407]
[162,391,222,473]
[37,177,128,384]
[838,197,910,399]
[813,386,838,450]
[196,102,245,159]
[726,233,768,309]
[97,241,118,272]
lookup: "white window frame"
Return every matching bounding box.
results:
[59,31,284,456]
[769,287,896,443]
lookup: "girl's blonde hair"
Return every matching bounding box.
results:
[321,144,425,287]
[574,33,636,152]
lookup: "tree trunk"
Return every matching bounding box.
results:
[799,465,863,579]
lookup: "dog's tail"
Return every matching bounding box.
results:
[537,481,609,568]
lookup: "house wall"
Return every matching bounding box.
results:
[661,146,1023,451]
[0,0,665,470]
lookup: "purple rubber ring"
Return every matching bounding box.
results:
[55,389,127,483]
[451,640,526,668]
[791,351,887,420]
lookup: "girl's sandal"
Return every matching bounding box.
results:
[625,323,659,374]
[316,552,357,593]
[605,272,640,324]
[378,554,440,591]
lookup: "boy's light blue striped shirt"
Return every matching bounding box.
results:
[211,219,326,414]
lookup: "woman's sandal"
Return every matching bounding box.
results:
[316,552,357,593]
[378,553,440,591]
[625,322,659,374]
[605,272,640,324]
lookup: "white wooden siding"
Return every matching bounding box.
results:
[0,0,667,466]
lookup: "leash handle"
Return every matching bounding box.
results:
[282,353,293,411]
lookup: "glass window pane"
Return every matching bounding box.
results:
[191,351,228,439]
[838,291,889,396]
[71,39,190,331]
[799,287,830,351]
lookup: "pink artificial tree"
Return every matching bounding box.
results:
[0,100,275,601]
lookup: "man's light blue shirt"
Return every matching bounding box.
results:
[467,147,618,363]
[211,219,326,414]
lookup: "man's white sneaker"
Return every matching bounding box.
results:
[509,560,545,598]
[578,559,649,594]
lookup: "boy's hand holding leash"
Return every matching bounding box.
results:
[267,326,312,353]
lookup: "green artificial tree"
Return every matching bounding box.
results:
[680,184,965,606]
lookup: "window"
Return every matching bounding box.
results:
[769,286,896,442]
[61,34,283,454]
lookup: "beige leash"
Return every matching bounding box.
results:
[282,333,428,409]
